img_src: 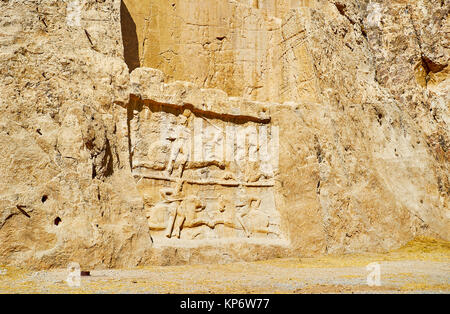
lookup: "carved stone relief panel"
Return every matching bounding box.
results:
[128,100,282,242]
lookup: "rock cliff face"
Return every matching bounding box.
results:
[0,0,448,269]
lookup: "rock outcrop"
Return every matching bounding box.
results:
[0,0,448,269]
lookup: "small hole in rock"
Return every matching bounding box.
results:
[41,195,48,203]
[54,217,61,226]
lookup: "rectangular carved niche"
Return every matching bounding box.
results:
[128,99,284,244]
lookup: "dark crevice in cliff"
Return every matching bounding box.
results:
[126,102,134,170]
[54,217,62,226]
[16,205,30,218]
[1,213,15,228]
[120,0,140,72]
[421,56,447,75]
[102,139,114,178]
[334,2,356,25]
[94,138,114,179]
[129,94,271,125]
[314,135,324,164]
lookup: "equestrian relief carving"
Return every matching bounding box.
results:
[129,98,283,242]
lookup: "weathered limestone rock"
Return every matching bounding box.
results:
[121,0,319,102]
[0,0,448,268]
[0,0,151,269]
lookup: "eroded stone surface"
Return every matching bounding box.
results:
[0,0,448,268]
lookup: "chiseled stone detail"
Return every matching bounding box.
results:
[126,68,282,243]
[0,0,448,268]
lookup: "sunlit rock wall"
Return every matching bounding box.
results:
[0,0,447,268]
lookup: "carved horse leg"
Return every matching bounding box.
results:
[237,212,251,238]
[172,214,186,238]
[165,204,178,238]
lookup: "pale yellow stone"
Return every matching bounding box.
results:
[0,0,447,269]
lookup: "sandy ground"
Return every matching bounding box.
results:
[0,237,449,294]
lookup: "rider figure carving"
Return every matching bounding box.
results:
[236,188,261,238]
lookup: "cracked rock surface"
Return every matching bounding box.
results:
[0,0,448,269]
